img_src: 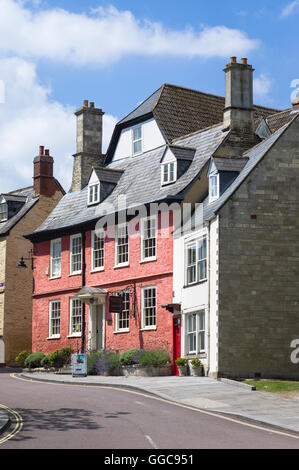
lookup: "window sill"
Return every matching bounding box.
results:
[69,272,82,277]
[49,276,61,281]
[183,279,207,289]
[114,263,129,269]
[47,336,61,340]
[113,329,130,334]
[67,334,82,338]
[140,257,157,264]
[140,327,157,332]
[90,267,104,273]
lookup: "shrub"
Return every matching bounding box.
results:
[46,347,73,369]
[24,352,46,369]
[120,349,145,366]
[15,350,30,368]
[175,357,188,366]
[191,359,202,367]
[41,355,50,368]
[87,350,103,375]
[138,349,170,367]
[95,350,120,375]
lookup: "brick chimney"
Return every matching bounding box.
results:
[33,146,55,197]
[223,57,255,134]
[70,100,105,192]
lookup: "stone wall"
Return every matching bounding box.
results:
[3,190,63,365]
[218,117,299,379]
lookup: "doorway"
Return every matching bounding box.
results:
[89,304,104,351]
[173,316,181,376]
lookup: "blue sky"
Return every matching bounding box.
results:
[0,0,299,192]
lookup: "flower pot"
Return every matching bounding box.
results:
[190,365,203,377]
[177,365,188,376]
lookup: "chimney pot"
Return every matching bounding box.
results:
[90,102,95,109]
[39,145,44,156]
[230,57,237,64]
[83,100,89,107]
[241,58,248,65]
[45,149,50,156]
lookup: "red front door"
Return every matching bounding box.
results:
[173,316,181,375]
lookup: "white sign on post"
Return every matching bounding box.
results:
[72,354,87,377]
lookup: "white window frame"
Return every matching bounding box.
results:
[49,300,61,339]
[0,201,8,222]
[50,238,61,279]
[209,173,219,202]
[70,234,82,275]
[161,161,177,185]
[115,291,130,333]
[141,286,157,330]
[140,215,157,262]
[132,124,143,156]
[69,297,82,337]
[185,310,206,355]
[91,230,104,272]
[115,223,129,267]
[185,237,207,286]
[88,183,100,205]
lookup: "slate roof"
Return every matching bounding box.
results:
[212,157,249,173]
[105,83,280,164]
[203,118,295,222]
[266,108,299,133]
[28,124,229,240]
[0,187,38,236]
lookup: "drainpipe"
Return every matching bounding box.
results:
[81,231,86,354]
[206,221,211,377]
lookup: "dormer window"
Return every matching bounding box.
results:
[209,174,219,202]
[161,162,177,185]
[132,125,142,155]
[0,201,8,222]
[88,183,100,205]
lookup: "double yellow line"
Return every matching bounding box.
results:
[0,403,23,445]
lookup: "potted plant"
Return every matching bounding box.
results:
[175,357,188,376]
[190,358,203,377]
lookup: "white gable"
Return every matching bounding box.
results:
[161,148,177,164]
[113,117,165,161]
[89,169,100,185]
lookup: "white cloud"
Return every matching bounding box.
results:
[0,57,118,193]
[0,1,260,66]
[254,73,272,100]
[281,1,299,18]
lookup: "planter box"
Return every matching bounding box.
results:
[121,364,173,377]
[189,364,203,377]
[177,365,188,377]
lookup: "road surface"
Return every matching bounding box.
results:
[1,370,299,450]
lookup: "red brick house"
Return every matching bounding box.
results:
[25,62,281,372]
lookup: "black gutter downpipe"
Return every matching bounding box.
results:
[81,231,86,354]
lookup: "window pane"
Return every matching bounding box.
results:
[134,140,142,154]
[50,301,60,336]
[0,203,7,221]
[143,218,157,259]
[93,231,104,269]
[118,292,130,330]
[133,126,142,140]
[71,236,82,273]
[71,299,82,334]
[51,240,61,277]
[116,224,128,265]
[143,287,156,327]
[186,245,196,284]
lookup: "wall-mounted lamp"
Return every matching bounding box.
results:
[17,250,36,270]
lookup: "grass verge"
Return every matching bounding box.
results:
[244,380,299,394]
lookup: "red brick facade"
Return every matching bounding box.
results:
[32,212,174,357]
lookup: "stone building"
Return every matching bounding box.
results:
[173,58,299,379]
[0,147,64,365]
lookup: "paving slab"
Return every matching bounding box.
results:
[19,373,299,434]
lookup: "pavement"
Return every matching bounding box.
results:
[1,372,295,436]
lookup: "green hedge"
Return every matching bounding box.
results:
[138,349,170,367]
[41,347,73,369]
[15,350,30,367]
[24,352,46,369]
